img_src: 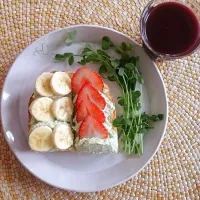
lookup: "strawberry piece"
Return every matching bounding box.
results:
[72,67,104,93]
[76,83,106,109]
[76,99,105,123]
[79,115,108,139]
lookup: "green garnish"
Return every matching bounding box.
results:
[54,36,164,156]
[55,53,75,66]
[65,30,77,46]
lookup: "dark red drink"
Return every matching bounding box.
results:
[145,2,199,55]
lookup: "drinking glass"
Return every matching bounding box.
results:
[140,0,200,60]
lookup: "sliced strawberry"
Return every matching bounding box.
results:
[76,83,106,109]
[72,67,104,93]
[79,115,108,139]
[76,99,105,123]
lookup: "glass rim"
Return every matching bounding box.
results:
[140,0,200,59]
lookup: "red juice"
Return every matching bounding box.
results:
[146,2,199,55]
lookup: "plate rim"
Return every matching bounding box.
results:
[1,24,168,192]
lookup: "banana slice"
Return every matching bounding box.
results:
[29,126,53,151]
[51,97,73,122]
[35,72,54,97]
[29,97,54,122]
[50,72,71,95]
[53,124,74,150]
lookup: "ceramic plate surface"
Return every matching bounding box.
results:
[1,25,168,192]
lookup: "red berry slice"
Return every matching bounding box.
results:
[76,98,105,123]
[79,115,108,139]
[76,83,106,110]
[72,67,104,93]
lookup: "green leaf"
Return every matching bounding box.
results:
[120,42,127,51]
[126,44,134,51]
[102,36,112,50]
[55,54,65,61]
[119,43,134,51]
[99,65,107,74]
[132,91,141,100]
[77,56,87,65]
[102,36,110,42]
[125,118,132,126]
[83,47,92,53]
[113,116,125,127]
[68,56,74,65]
[138,128,148,133]
[118,68,125,76]
[125,63,135,70]
[138,75,144,84]
[158,114,164,120]
[64,53,73,58]
[77,59,86,65]
[129,78,136,91]
[65,30,77,46]
[115,49,122,54]
[121,54,130,61]
[111,60,120,68]
[82,45,93,56]
[118,97,124,106]
[150,115,160,121]
[97,49,110,58]
[107,75,116,81]
[86,53,99,62]
[85,44,92,49]
[106,66,115,76]
[129,56,138,65]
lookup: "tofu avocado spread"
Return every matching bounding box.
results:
[73,88,118,153]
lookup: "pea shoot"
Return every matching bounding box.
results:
[55,35,164,156]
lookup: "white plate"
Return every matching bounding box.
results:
[1,25,168,192]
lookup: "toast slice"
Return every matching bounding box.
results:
[28,70,118,153]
